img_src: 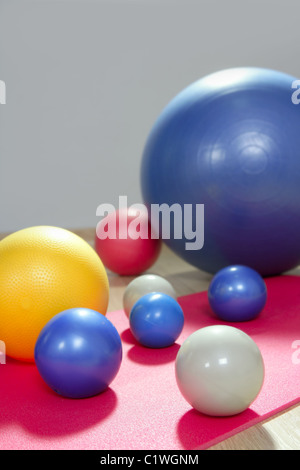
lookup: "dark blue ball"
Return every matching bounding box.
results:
[129,292,184,348]
[208,265,267,322]
[34,308,122,399]
[141,68,300,276]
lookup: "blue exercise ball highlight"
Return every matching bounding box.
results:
[141,67,300,276]
[34,308,122,399]
[129,292,184,348]
[208,265,267,322]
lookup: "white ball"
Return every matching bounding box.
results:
[123,274,177,318]
[175,325,264,417]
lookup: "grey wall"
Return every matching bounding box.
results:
[1,0,300,233]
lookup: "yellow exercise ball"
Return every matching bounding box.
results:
[0,226,109,362]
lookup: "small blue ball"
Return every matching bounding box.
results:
[129,293,184,348]
[208,265,267,322]
[34,308,122,399]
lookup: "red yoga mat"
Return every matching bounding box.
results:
[0,275,299,450]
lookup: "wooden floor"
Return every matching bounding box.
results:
[1,228,300,450]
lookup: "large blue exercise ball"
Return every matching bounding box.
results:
[141,68,300,276]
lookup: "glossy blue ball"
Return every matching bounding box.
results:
[141,67,300,276]
[208,265,267,322]
[129,293,184,348]
[34,308,122,399]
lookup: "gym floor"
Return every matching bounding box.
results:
[80,228,300,451]
[1,228,299,450]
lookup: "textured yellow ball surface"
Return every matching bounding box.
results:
[0,226,109,362]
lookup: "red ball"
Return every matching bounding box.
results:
[95,208,162,276]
